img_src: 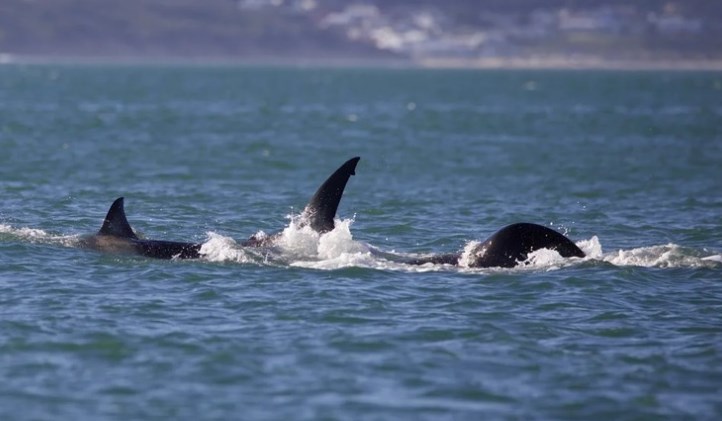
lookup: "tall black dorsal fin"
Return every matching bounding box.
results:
[98,197,138,239]
[302,156,360,234]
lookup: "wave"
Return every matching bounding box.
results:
[1,221,720,271]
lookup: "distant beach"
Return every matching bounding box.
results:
[3,52,722,71]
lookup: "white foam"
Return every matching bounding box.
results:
[196,216,378,269]
[520,236,722,269]
[0,223,79,247]
[275,216,324,259]
[457,240,480,268]
[291,250,452,272]
[316,218,369,259]
[278,217,378,269]
[577,235,603,259]
[277,217,458,272]
[291,251,376,270]
[702,254,722,263]
[600,243,719,268]
[198,232,256,264]
[1,223,50,240]
[522,248,567,270]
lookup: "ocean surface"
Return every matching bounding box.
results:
[1,64,721,420]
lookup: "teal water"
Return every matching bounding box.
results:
[1,65,721,420]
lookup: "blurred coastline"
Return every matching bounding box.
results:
[4,54,722,71]
[1,0,721,70]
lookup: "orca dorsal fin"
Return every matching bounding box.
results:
[302,156,360,234]
[98,197,138,239]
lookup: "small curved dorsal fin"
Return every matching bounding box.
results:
[98,197,138,239]
[302,156,360,234]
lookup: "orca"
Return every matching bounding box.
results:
[241,156,360,247]
[405,222,585,268]
[79,196,203,259]
[79,157,360,259]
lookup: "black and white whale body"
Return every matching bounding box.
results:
[405,222,585,268]
[80,156,361,259]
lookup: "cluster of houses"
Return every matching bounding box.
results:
[238,1,712,61]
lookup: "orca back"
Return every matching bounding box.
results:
[134,240,201,259]
[471,223,585,268]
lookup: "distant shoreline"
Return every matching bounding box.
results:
[2,53,722,71]
[417,56,722,71]
[0,53,413,69]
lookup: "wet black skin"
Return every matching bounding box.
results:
[81,157,361,258]
[79,156,583,267]
[241,156,360,247]
[406,223,585,268]
[79,197,203,259]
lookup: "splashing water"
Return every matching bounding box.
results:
[601,243,721,268]
[278,217,376,269]
[1,222,719,271]
[0,223,80,247]
[457,240,480,268]
[199,232,257,264]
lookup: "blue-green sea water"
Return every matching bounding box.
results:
[1,65,721,420]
